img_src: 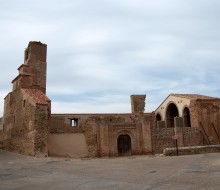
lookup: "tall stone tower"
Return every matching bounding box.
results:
[3,41,50,157]
[12,41,47,94]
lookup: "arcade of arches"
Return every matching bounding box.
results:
[158,103,191,128]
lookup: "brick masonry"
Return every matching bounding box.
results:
[2,42,220,158]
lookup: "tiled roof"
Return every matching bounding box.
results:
[170,93,218,100]
[22,88,50,105]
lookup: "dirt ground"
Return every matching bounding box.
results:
[0,150,220,190]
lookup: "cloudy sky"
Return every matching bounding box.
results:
[1,0,220,116]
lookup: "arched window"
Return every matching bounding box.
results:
[166,103,179,128]
[183,107,191,127]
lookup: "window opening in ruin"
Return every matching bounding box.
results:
[117,135,131,156]
[156,113,162,127]
[156,114,161,121]
[70,118,78,127]
[166,103,179,128]
[183,107,191,127]
[23,100,26,107]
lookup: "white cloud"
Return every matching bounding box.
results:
[1,0,220,116]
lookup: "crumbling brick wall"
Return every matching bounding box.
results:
[151,128,175,154]
[3,41,50,156]
[190,99,220,145]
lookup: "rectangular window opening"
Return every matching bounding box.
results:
[70,118,78,127]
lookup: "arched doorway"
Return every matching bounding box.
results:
[183,107,191,127]
[166,103,179,128]
[117,135,131,156]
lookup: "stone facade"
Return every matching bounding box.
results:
[2,42,51,156]
[1,41,220,158]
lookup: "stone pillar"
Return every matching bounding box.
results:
[142,122,152,154]
[130,95,146,114]
[99,125,110,157]
[174,117,184,147]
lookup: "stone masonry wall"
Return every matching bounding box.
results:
[130,95,146,114]
[3,89,36,155]
[34,104,50,156]
[151,128,175,154]
[191,99,220,145]
[182,127,203,147]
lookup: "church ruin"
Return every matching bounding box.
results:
[1,41,220,157]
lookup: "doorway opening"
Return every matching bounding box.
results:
[117,135,131,156]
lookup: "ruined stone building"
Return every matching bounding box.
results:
[1,41,220,157]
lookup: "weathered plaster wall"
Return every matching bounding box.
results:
[49,113,153,157]
[48,133,88,158]
[3,89,36,155]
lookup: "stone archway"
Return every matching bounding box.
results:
[183,107,191,127]
[117,135,131,156]
[166,103,179,128]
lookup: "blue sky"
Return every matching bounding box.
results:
[1,0,220,116]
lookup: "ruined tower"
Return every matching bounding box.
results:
[13,41,47,93]
[3,41,50,156]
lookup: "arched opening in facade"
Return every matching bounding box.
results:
[183,107,191,127]
[166,103,179,128]
[117,135,131,156]
[156,113,162,121]
[156,113,162,128]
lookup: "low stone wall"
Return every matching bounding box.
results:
[163,144,220,156]
[182,127,203,146]
[151,128,175,154]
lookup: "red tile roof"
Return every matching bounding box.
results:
[22,88,50,105]
[170,93,218,100]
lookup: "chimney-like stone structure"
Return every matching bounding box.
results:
[12,41,47,94]
[130,95,146,114]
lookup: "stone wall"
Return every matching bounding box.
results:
[2,41,50,156]
[49,113,134,133]
[48,133,88,158]
[151,128,175,154]
[49,113,153,157]
[0,118,3,148]
[3,90,34,155]
[3,89,50,156]
[191,99,220,145]
[130,95,146,118]
[182,127,203,147]
[151,127,206,154]
[164,145,220,156]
